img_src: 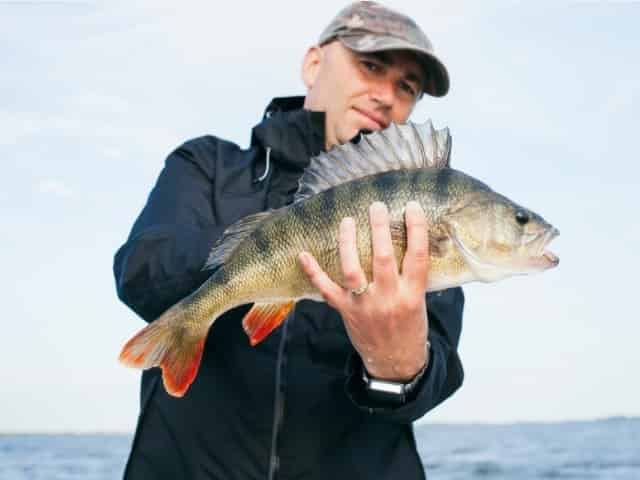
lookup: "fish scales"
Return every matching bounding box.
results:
[215,169,458,306]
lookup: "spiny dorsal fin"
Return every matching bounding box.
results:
[202,210,277,271]
[294,120,451,202]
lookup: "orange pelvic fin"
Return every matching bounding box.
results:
[118,310,206,398]
[242,301,295,346]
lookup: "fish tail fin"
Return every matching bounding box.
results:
[119,304,208,398]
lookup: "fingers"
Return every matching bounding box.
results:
[298,251,344,307]
[370,202,399,291]
[402,201,429,292]
[300,201,428,309]
[339,217,368,292]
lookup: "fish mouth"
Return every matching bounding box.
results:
[531,227,560,269]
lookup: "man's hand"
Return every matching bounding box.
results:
[299,201,430,382]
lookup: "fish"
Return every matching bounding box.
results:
[118,120,559,397]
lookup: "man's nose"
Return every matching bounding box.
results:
[370,78,395,107]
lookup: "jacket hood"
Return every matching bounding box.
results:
[251,96,326,171]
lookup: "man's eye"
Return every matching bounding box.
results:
[399,81,417,98]
[362,60,381,72]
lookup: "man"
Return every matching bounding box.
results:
[114,2,464,479]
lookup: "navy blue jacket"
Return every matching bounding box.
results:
[114,97,465,479]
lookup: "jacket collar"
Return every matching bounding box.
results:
[251,96,326,171]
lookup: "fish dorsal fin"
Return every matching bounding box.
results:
[202,209,277,271]
[294,120,451,202]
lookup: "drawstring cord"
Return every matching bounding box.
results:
[254,110,274,184]
[254,146,271,183]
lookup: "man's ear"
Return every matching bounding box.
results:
[301,45,323,89]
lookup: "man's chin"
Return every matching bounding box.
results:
[348,129,373,145]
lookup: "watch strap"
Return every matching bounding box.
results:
[361,340,431,405]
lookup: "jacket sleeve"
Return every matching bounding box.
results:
[344,287,465,423]
[113,139,225,322]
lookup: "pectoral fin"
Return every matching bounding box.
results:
[428,224,452,258]
[242,301,295,346]
[390,220,451,259]
[389,221,408,249]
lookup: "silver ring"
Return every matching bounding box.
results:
[351,282,369,296]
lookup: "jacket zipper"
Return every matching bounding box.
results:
[267,311,291,480]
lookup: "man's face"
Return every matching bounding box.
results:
[302,40,425,150]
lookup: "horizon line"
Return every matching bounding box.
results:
[2,415,637,436]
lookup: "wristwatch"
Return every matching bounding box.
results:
[361,341,431,405]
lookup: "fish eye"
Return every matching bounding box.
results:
[515,210,530,226]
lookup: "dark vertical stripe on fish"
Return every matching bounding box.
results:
[372,172,400,201]
[410,170,422,199]
[252,228,272,254]
[215,267,229,286]
[321,187,337,217]
[293,200,317,229]
[434,168,453,201]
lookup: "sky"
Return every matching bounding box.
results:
[1,0,639,433]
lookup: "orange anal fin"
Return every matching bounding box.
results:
[242,301,295,346]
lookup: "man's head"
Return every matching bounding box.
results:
[302,1,449,150]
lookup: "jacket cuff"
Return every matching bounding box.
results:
[343,332,450,423]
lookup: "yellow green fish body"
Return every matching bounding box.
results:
[119,121,559,397]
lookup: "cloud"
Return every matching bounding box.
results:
[36,178,74,198]
[69,91,130,115]
[0,111,43,146]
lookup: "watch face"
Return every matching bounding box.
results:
[368,379,405,395]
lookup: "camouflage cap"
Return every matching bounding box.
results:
[318,1,449,97]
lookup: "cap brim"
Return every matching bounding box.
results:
[337,35,450,97]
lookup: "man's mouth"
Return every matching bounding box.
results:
[353,108,386,131]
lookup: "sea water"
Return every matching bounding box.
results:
[1,418,638,479]
[416,418,639,479]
